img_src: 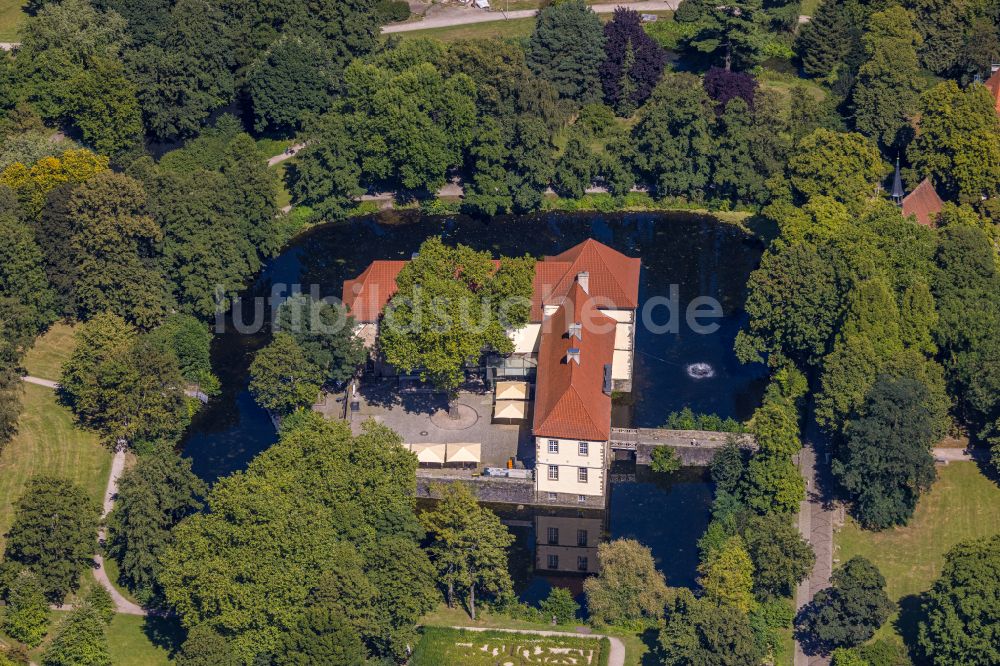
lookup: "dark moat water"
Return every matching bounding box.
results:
[182,210,765,592]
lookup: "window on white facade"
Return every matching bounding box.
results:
[548,465,559,481]
[547,527,559,545]
[578,467,588,483]
[577,494,587,503]
[578,441,589,456]
[547,554,559,569]
[547,440,559,454]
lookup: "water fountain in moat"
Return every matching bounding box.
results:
[685,363,715,380]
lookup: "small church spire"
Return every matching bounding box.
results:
[891,154,905,205]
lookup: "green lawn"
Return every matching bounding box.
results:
[835,462,1000,650]
[396,16,537,42]
[1,611,178,666]
[0,0,24,41]
[21,322,77,381]
[107,615,179,666]
[0,383,110,552]
[799,0,822,17]
[412,626,604,666]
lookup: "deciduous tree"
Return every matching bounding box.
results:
[918,534,1000,665]
[631,73,715,198]
[379,237,534,392]
[795,557,892,653]
[67,171,169,328]
[583,538,669,625]
[852,7,923,149]
[659,587,764,666]
[697,535,755,612]
[787,129,885,210]
[599,7,666,115]
[908,81,1000,202]
[2,477,99,603]
[106,445,206,601]
[249,332,322,414]
[421,483,514,620]
[248,35,339,134]
[833,374,942,530]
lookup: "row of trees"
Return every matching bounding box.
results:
[0,121,276,450]
[0,124,278,329]
[152,412,519,664]
[0,0,383,149]
[739,182,999,525]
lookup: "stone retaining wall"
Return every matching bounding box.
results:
[415,472,606,509]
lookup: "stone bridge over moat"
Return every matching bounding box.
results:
[610,427,757,466]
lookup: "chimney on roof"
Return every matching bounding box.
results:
[568,322,583,340]
[576,271,589,293]
[603,364,612,396]
[566,347,581,365]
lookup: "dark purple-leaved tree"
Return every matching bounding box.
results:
[599,8,667,115]
[703,66,758,114]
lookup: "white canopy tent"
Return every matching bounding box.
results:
[446,442,481,464]
[409,442,446,465]
[493,400,527,420]
[495,380,528,401]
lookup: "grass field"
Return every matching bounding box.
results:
[0,0,24,41]
[22,322,77,381]
[0,383,110,552]
[397,16,536,42]
[0,611,178,666]
[106,615,179,666]
[412,626,604,666]
[835,462,1000,651]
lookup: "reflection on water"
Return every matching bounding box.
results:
[182,211,762,597]
[479,465,713,608]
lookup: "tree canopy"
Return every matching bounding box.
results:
[379,237,534,392]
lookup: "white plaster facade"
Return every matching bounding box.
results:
[534,437,607,497]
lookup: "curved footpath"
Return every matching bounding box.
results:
[20,375,148,615]
[447,626,625,666]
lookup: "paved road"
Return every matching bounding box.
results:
[21,375,59,389]
[448,626,625,666]
[383,1,680,33]
[794,421,835,666]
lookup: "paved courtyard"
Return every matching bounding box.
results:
[349,380,534,468]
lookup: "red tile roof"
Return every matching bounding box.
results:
[532,283,616,442]
[985,69,1000,115]
[902,178,944,228]
[536,240,641,319]
[341,260,407,322]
